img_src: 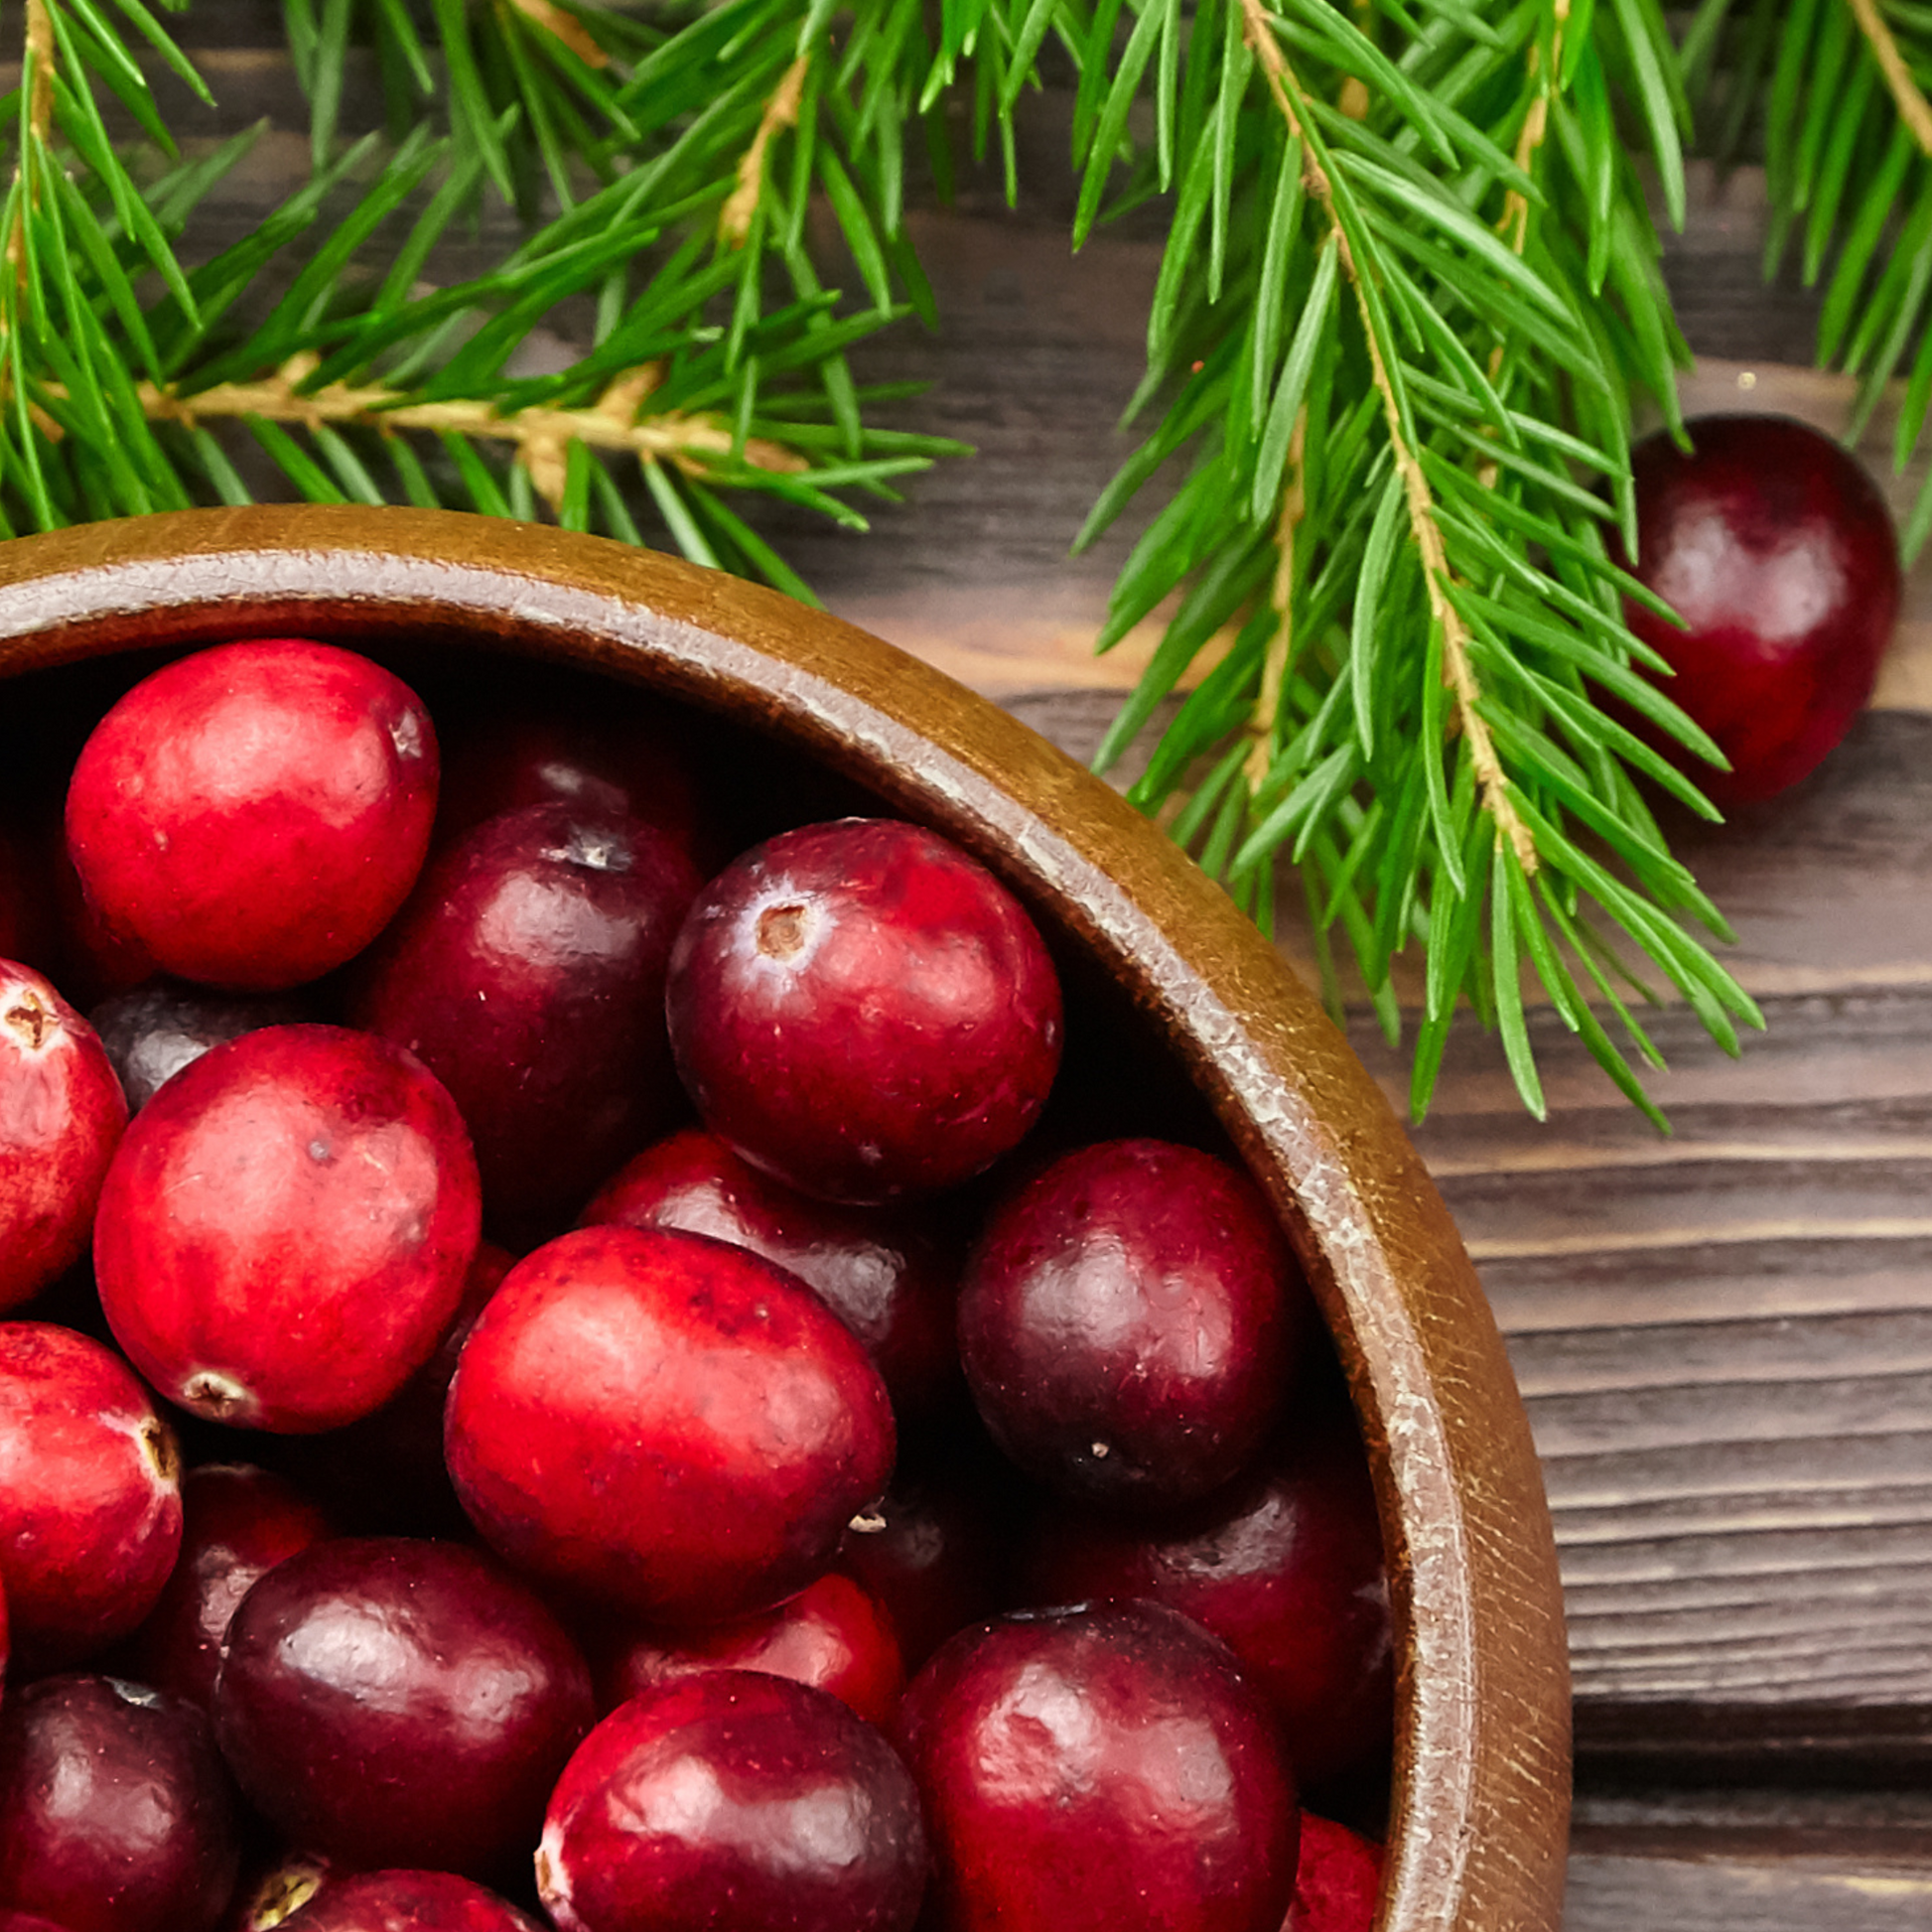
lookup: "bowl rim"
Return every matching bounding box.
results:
[0,503,1571,1932]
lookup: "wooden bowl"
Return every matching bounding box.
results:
[0,504,1570,1931]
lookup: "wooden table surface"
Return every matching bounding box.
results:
[46,11,1932,1923]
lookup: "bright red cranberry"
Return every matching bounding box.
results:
[92,1024,482,1433]
[348,804,700,1224]
[0,1323,181,1670]
[213,1537,594,1879]
[585,1570,905,1727]
[666,819,1062,1204]
[119,1462,334,1711]
[0,964,127,1312]
[959,1138,1311,1510]
[581,1128,959,1419]
[1284,1814,1383,1932]
[89,980,312,1113]
[446,1225,896,1624]
[537,1671,928,1932]
[0,1673,239,1932]
[897,1599,1300,1932]
[1019,1425,1393,1786]
[64,639,439,990]
[1618,415,1902,802]
[274,1869,543,1931]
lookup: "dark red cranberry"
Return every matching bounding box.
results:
[445,1225,897,1625]
[213,1537,594,1879]
[0,1673,239,1932]
[1285,1814,1383,1932]
[64,640,439,991]
[581,1127,959,1418]
[92,1024,483,1433]
[275,1869,543,1931]
[897,1599,1300,1932]
[0,1323,181,1671]
[0,965,127,1312]
[349,804,701,1223]
[0,1912,78,1932]
[88,979,312,1112]
[1617,415,1901,802]
[119,1462,334,1711]
[1019,1425,1393,1786]
[666,818,1062,1204]
[585,1570,905,1727]
[537,1671,928,1932]
[959,1138,1311,1510]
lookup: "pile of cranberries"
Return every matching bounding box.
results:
[0,635,1394,1932]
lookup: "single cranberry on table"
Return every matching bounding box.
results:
[117,1461,335,1711]
[897,1598,1301,1932]
[537,1670,929,1932]
[213,1536,594,1880]
[1019,1422,1395,1788]
[348,803,701,1224]
[580,1126,960,1420]
[270,1869,543,1931]
[92,1024,482,1433]
[64,639,439,991]
[88,979,314,1113]
[0,963,128,1312]
[1284,1814,1384,1932]
[446,1224,897,1625]
[666,817,1062,1204]
[0,1322,182,1671]
[0,1673,240,1932]
[1616,414,1902,803]
[959,1137,1313,1511]
[583,1568,906,1727]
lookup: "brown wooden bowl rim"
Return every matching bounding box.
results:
[0,504,1571,1932]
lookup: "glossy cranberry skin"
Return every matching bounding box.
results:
[119,1462,334,1711]
[213,1536,594,1878]
[1284,1814,1383,1932]
[0,1323,182,1670]
[667,818,1062,1204]
[92,1025,483,1433]
[586,1570,906,1727]
[1020,1427,1393,1786]
[0,964,128,1311]
[446,1225,897,1624]
[64,640,439,990]
[536,1671,928,1932]
[1619,415,1902,802]
[959,1139,1311,1510]
[581,1127,959,1418]
[275,1870,542,1931]
[89,980,312,1113]
[349,804,700,1222]
[897,1600,1300,1932]
[0,1673,239,1932]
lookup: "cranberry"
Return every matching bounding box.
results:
[1019,1425,1394,1786]
[64,640,439,990]
[92,1024,482,1433]
[1618,415,1901,802]
[536,1671,929,1932]
[273,1869,543,1931]
[0,1323,182,1670]
[581,1127,959,1419]
[445,1225,896,1624]
[0,1673,239,1932]
[88,979,313,1113]
[666,818,1062,1204]
[1284,1814,1383,1932]
[959,1138,1311,1510]
[585,1570,906,1727]
[349,804,700,1223]
[0,964,127,1312]
[118,1462,334,1711]
[214,1536,594,1878]
[897,1599,1300,1932]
